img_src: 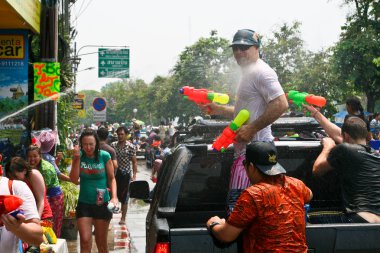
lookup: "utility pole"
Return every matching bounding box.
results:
[34,0,58,131]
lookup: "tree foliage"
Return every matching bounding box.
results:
[75,4,380,125]
[262,21,308,90]
[332,0,380,112]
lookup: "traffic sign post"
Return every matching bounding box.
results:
[93,97,107,122]
[98,48,129,78]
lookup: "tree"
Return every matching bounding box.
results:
[332,0,380,112]
[262,21,308,90]
[172,30,238,120]
[100,79,149,123]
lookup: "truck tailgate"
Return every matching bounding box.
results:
[170,228,238,253]
[307,224,380,253]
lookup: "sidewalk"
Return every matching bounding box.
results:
[66,212,132,253]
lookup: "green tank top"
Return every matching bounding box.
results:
[78,150,111,204]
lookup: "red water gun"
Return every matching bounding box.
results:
[0,195,23,217]
[212,110,250,152]
[179,86,229,105]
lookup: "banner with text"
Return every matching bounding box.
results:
[73,93,86,118]
[0,29,29,119]
[33,62,60,101]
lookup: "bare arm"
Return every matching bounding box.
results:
[313,138,336,176]
[206,216,243,243]
[29,170,46,218]
[131,156,137,181]
[1,214,43,245]
[70,145,80,184]
[106,159,118,205]
[112,159,118,172]
[235,94,288,143]
[304,105,343,144]
[200,103,235,119]
[58,173,72,182]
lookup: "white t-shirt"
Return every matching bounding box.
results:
[168,126,175,137]
[234,58,284,155]
[0,177,39,253]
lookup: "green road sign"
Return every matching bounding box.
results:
[98,48,129,78]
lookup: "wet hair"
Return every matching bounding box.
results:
[79,128,100,161]
[97,127,109,141]
[341,116,368,140]
[346,97,364,117]
[116,126,129,135]
[27,144,41,155]
[6,156,31,179]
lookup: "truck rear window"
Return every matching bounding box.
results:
[176,153,233,212]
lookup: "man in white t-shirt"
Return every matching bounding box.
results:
[202,29,288,213]
[0,176,43,253]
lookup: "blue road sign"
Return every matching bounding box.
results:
[93,97,106,111]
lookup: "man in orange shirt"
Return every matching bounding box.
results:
[207,142,313,252]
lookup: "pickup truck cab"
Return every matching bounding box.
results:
[130,117,380,253]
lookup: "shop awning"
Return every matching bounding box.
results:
[0,0,41,34]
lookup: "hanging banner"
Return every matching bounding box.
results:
[72,93,85,109]
[73,93,86,118]
[33,62,60,100]
[0,29,28,119]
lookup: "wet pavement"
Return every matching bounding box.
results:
[66,159,153,253]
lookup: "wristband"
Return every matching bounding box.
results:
[209,221,221,231]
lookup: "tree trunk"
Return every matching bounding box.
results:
[366,91,375,113]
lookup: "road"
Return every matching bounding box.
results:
[67,159,152,253]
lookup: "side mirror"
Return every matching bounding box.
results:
[129,180,150,200]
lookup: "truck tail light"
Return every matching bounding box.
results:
[154,242,170,253]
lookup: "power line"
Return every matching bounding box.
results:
[73,0,94,22]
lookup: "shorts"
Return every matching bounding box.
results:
[76,202,112,220]
[227,155,250,215]
[116,169,131,204]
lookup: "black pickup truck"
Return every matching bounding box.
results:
[130,117,380,253]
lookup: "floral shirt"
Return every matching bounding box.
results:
[39,159,62,197]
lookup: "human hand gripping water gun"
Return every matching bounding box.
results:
[212,109,250,152]
[179,86,229,105]
[287,90,327,110]
[0,195,24,218]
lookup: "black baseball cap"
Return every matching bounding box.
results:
[245,142,286,176]
[230,29,261,47]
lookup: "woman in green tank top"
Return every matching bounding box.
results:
[70,128,118,253]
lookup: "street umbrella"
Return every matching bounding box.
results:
[135,120,145,126]
[132,119,144,126]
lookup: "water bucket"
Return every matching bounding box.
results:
[369,140,380,150]
[61,217,78,240]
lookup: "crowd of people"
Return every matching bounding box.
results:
[0,128,74,253]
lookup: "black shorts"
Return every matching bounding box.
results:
[76,202,112,220]
[115,170,131,204]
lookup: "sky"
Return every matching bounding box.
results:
[72,0,351,92]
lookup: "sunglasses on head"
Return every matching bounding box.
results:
[232,44,252,51]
